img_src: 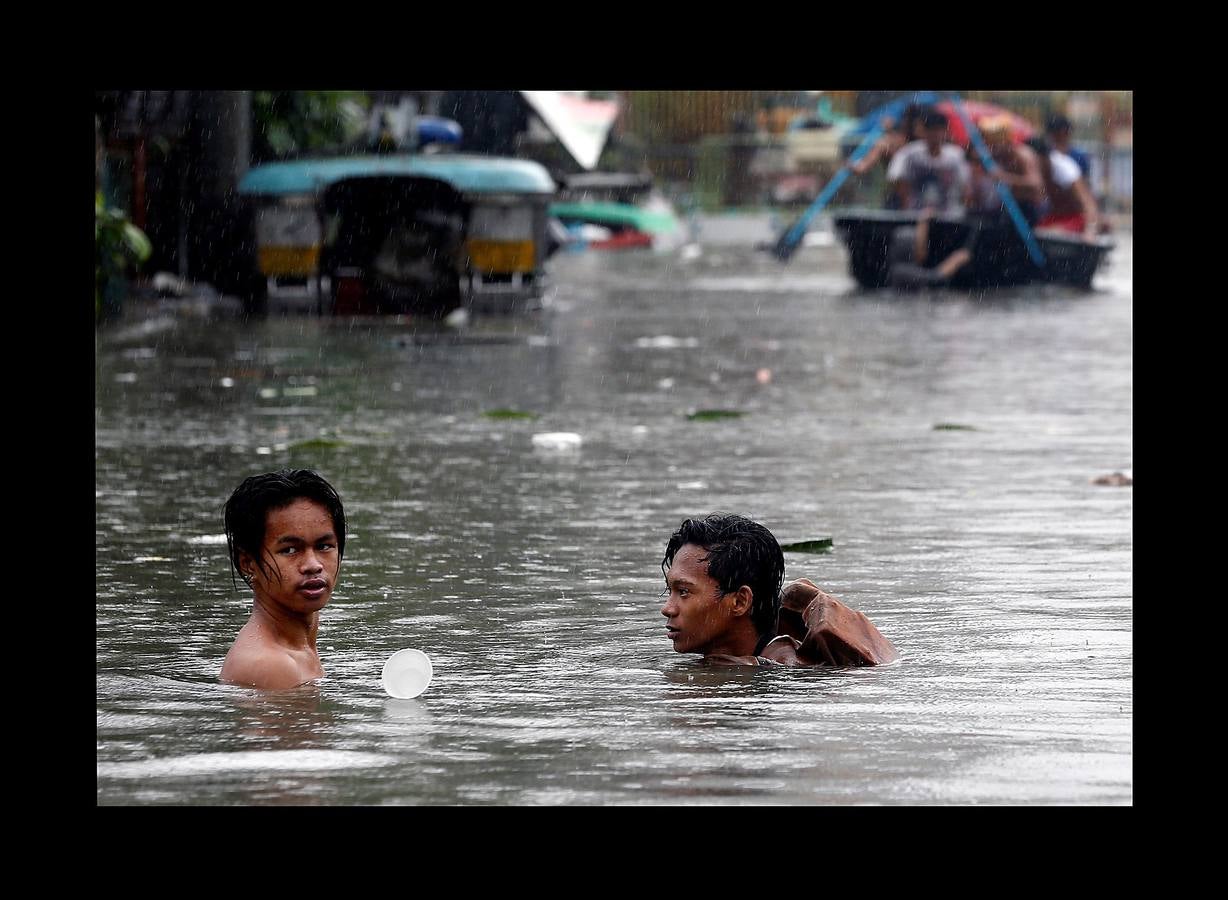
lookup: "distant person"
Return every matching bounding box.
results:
[963,144,1002,215]
[883,109,972,287]
[660,514,898,667]
[220,469,347,690]
[847,103,925,208]
[978,115,1044,224]
[888,143,1013,288]
[1046,113,1093,180]
[847,104,924,177]
[885,108,970,213]
[890,118,1046,289]
[1026,136,1105,239]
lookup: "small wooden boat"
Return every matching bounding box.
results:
[832,208,1114,291]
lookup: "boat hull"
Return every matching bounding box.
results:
[833,209,1113,291]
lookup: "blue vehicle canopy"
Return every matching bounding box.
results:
[239,153,557,199]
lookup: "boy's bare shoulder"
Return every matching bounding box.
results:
[220,637,310,691]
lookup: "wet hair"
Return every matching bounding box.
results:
[1046,113,1072,134]
[921,108,948,130]
[661,514,785,638]
[1024,136,1055,176]
[223,469,346,588]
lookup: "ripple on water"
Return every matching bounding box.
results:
[98,749,400,779]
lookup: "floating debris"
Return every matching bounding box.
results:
[290,438,350,451]
[186,534,228,545]
[779,538,834,554]
[1092,472,1132,486]
[532,432,583,451]
[483,409,538,420]
[687,410,745,421]
[933,423,977,431]
[636,336,699,349]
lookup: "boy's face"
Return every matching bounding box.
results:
[241,498,340,616]
[924,123,947,152]
[661,543,738,655]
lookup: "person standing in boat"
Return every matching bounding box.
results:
[220,469,347,690]
[660,514,898,667]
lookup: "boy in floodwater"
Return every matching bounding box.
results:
[660,514,898,667]
[220,469,347,690]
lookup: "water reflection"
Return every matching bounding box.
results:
[230,685,335,749]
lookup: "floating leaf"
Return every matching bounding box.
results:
[483,409,538,420]
[687,409,745,421]
[933,423,977,431]
[290,438,349,451]
[779,538,834,554]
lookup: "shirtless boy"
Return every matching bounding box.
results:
[220,469,346,690]
[660,514,897,667]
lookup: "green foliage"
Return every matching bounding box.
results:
[252,91,371,162]
[95,191,151,319]
[686,409,745,421]
[779,538,834,554]
[483,409,539,420]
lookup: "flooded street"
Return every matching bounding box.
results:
[96,225,1132,805]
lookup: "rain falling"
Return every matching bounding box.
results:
[96,90,1132,806]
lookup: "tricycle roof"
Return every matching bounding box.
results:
[239,154,557,198]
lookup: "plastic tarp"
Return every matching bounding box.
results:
[520,92,620,171]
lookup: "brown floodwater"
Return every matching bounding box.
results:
[96,224,1132,805]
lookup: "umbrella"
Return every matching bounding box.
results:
[933,100,1034,147]
[843,93,1035,148]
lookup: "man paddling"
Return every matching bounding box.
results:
[220,469,347,690]
[660,514,898,667]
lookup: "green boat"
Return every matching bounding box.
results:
[549,172,683,250]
